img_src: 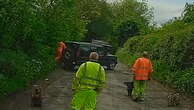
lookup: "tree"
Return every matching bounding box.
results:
[110,0,153,47]
[0,0,86,56]
[117,21,140,46]
[85,17,113,41]
[76,0,113,41]
[182,3,194,23]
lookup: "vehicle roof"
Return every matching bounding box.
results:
[65,41,103,47]
[65,41,90,45]
[91,40,112,47]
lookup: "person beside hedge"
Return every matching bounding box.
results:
[131,51,153,102]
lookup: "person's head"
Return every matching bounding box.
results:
[142,51,149,58]
[58,41,65,48]
[89,52,99,61]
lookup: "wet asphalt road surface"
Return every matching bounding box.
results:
[0,63,193,110]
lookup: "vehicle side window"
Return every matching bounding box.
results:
[91,46,97,52]
[97,47,106,56]
[79,45,91,57]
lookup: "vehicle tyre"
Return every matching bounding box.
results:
[64,50,71,60]
[62,49,74,70]
[109,63,116,70]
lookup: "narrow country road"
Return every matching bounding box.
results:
[0,63,193,110]
[98,63,193,110]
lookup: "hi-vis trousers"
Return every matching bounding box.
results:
[71,89,97,110]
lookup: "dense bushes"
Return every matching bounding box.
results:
[122,22,194,69]
[0,0,86,98]
[117,22,194,94]
[0,48,56,98]
[77,0,153,50]
[0,0,152,98]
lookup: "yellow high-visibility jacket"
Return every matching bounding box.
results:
[72,61,106,91]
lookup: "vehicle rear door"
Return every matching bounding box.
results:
[77,44,91,64]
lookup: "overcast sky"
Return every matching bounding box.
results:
[148,0,193,25]
[107,0,194,25]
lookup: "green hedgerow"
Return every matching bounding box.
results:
[117,22,194,95]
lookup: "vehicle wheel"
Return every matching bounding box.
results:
[62,49,74,70]
[109,63,116,70]
[64,50,71,60]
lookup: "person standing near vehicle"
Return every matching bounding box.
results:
[131,51,153,102]
[71,52,106,110]
[55,41,67,63]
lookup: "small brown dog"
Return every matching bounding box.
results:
[168,92,181,106]
[31,85,42,107]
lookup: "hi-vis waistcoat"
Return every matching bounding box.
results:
[55,42,66,61]
[73,61,105,90]
[132,58,153,80]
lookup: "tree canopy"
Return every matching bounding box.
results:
[76,0,153,48]
[0,0,154,97]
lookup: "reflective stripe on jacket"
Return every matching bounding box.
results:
[132,58,153,80]
[73,61,106,90]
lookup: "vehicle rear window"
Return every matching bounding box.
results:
[79,44,91,57]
